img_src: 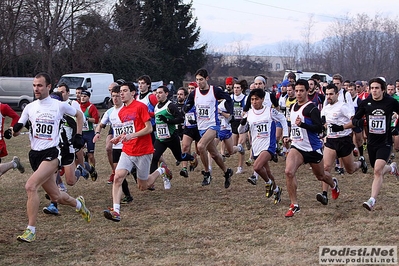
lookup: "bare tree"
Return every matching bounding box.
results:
[300,14,316,71]
[0,0,27,76]
[277,41,300,70]
[321,13,399,81]
[22,0,101,76]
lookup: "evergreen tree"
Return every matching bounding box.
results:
[115,0,206,85]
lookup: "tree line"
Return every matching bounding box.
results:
[278,13,399,83]
[0,0,206,86]
[205,13,399,85]
[1,1,398,86]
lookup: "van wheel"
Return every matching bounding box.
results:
[19,100,30,110]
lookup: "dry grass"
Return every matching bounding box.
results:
[0,115,398,266]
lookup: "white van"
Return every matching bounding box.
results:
[56,73,114,107]
[0,77,34,110]
[283,70,332,84]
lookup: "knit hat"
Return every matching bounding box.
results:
[225,77,234,85]
[188,82,197,87]
[282,79,290,87]
[81,90,91,97]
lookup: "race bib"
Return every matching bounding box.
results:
[197,105,210,120]
[234,106,243,119]
[82,120,89,131]
[122,121,135,134]
[254,121,269,138]
[291,125,303,141]
[156,123,171,139]
[35,118,55,140]
[112,122,124,138]
[369,115,386,134]
[185,112,195,126]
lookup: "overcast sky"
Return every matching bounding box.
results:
[188,0,399,54]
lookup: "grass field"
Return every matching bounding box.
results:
[0,115,398,266]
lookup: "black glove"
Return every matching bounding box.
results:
[330,124,344,132]
[3,129,12,139]
[72,133,84,150]
[188,119,197,125]
[240,117,247,126]
[158,115,169,123]
[352,118,364,128]
[391,127,399,136]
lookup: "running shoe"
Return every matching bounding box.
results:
[245,158,253,166]
[265,180,274,198]
[77,164,89,180]
[247,175,257,185]
[316,193,328,205]
[274,187,282,204]
[180,167,189,178]
[201,171,212,186]
[271,153,278,163]
[74,169,81,182]
[359,156,368,173]
[13,156,25,173]
[224,168,233,188]
[43,203,59,215]
[236,167,243,174]
[76,196,91,223]
[331,178,340,200]
[89,165,98,181]
[285,204,300,217]
[390,162,399,180]
[362,199,375,211]
[17,229,36,243]
[163,176,171,190]
[160,162,173,181]
[103,207,121,222]
[107,173,114,184]
[121,196,133,204]
[337,168,344,175]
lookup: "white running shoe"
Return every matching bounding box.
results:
[163,176,171,190]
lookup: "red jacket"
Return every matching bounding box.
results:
[0,103,19,137]
[80,101,100,124]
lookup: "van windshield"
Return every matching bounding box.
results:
[57,77,84,90]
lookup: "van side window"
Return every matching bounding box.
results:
[86,78,92,88]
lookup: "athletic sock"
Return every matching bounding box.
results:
[157,167,165,176]
[75,199,82,211]
[113,204,120,214]
[27,225,36,234]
